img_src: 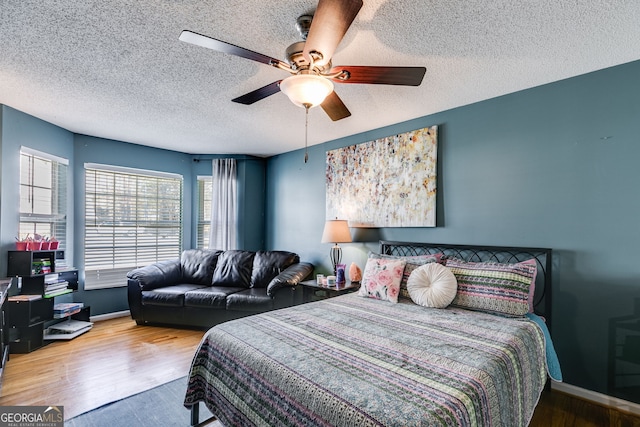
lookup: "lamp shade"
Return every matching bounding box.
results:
[280,74,334,108]
[321,220,352,244]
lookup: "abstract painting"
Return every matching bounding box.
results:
[326,125,438,227]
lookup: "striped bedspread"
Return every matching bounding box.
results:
[184,293,548,426]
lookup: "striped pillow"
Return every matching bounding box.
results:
[445,258,537,317]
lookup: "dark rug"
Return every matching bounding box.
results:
[66,376,214,426]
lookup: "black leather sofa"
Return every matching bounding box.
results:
[127,248,313,328]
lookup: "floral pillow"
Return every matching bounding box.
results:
[368,252,443,300]
[358,258,407,303]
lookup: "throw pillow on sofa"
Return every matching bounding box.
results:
[181,249,223,285]
[212,250,255,287]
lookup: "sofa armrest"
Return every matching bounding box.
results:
[127,259,182,291]
[266,262,314,297]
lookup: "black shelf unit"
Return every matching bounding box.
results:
[7,250,77,298]
[5,250,82,353]
[7,250,65,276]
[21,270,78,297]
[5,298,53,353]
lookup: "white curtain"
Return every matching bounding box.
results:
[209,158,237,250]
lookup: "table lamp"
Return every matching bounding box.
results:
[321,219,352,274]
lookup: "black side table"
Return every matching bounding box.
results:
[298,279,359,302]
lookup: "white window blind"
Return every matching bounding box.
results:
[197,176,212,249]
[19,148,68,249]
[84,164,183,289]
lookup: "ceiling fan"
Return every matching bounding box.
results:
[179,0,426,122]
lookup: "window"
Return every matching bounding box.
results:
[84,164,183,289]
[197,176,212,249]
[19,148,68,249]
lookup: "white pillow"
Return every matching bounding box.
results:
[407,263,458,308]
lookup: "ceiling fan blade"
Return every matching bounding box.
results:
[232,81,282,105]
[179,30,289,69]
[321,91,351,121]
[303,0,363,66]
[330,66,426,86]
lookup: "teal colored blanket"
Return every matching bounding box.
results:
[526,312,563,382]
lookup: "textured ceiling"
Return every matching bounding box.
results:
[1,1,640,157]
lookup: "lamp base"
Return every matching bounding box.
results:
[329,244,342,275]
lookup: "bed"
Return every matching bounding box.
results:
[184,241,560,426]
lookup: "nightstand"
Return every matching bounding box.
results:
[298,279,359,302]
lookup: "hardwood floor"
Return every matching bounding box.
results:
[0,315,639,426]
[531,389,640,427]
[0,316,206,419]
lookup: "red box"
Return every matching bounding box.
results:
[26,241,42,251]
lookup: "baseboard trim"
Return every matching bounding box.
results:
[552,382,640,416]
[90,310,131,322]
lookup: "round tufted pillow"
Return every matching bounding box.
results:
[407,263,458,308]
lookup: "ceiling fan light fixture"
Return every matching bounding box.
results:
[280,74,334,108]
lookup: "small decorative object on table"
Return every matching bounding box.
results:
[349,262,362,283]
[336,264,346,284]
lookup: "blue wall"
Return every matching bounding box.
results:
[237,158,267,250]
[265,60,640,401]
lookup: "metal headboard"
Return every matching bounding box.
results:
[379,240,553,327]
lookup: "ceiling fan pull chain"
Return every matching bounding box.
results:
[304,105,310,163]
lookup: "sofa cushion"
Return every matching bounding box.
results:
[251,251,299,288]
[181,249,223,285]
[141,284,207,307]
[212,250,255,287]
[226,288,274,312]
[127,259,182,291]
[184,286,246,309]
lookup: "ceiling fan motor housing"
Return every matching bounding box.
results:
[286,41,331,74]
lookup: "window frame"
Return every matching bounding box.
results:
[196,175,212,249]
[19,147,68,251]
[83,163,184,290]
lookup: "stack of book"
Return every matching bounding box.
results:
[53,302,84,319]
[32,258,52,275]
[44,280,70,298]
